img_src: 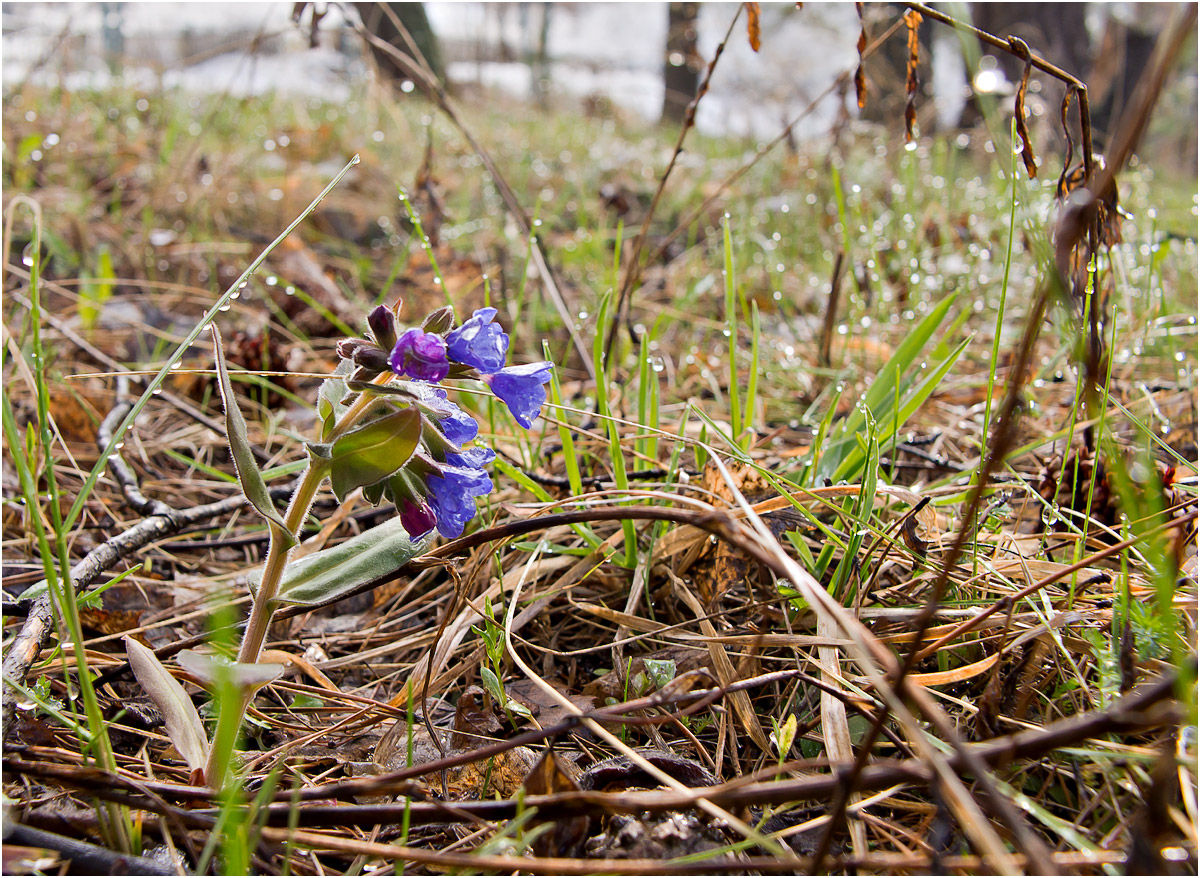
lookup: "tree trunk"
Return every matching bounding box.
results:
[661,2,701,125]
[354,2,445,87]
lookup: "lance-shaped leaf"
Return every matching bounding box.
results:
[176,649,285,694]
[211,326,296,548]
[124,637,209,777]
[318,358,355,441]
[327,405,422,501]
[269,516,432,607]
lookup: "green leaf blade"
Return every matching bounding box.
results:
[211,326,295,548]
[271,516,431,607]
[328,406,422,501]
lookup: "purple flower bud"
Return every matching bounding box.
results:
[389,329,450,382]
[353,345,390,373]
[367,305,398,352]
[446,307,509,373]
[398,498,437,538]
[487,361,553,428]
[337,338,369,360]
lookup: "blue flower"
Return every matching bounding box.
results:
[389,329,450,382]
[427,457,494,538]
[446,445,496,470]
[410,384,479,447]
[487,362,553,428]
[446,307,509,373]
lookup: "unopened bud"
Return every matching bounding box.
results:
[337,338,368,361]
[353,345,390,373]
[367,304,398,351]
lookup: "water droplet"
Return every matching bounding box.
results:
[230,291,240,300]
[904,141,918,152]
[350,154,361,165]
[284,286,296,296]
[151,387,163,395]
[170,361,184,371]
[265,275,278,286]
[219,303,231,312]
[114,442,125,451]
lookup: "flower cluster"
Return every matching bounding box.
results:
[336,304,552,539]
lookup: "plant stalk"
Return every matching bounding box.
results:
[207,378,390,787]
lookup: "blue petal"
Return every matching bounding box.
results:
[488,362,553,428]
[446,307,508,373]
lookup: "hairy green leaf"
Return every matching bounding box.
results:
[318,358,355,441]
[328,406,422,501]
[211,326,295,547]
[176,650,285,693]
[270,516,431,607]
[124,637,209,776]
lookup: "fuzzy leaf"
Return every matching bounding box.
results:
[480,666,505,704]
[211,326,296,548]
[318,358,355,441]
[176,649,285,693]
[124,637,209,776]
[328,406,422,501]
[269,516,431,607]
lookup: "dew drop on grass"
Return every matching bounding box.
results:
[170,361,183,371]
[151,387,162,396]
[219,303,231,312]
[284,286,296,296]
[1041,504,1058,527]
[265,276,278,286]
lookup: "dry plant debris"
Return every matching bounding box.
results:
[2,3,1197,876]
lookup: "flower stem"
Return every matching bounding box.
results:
[205,377,392,788]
